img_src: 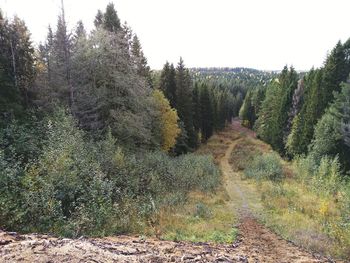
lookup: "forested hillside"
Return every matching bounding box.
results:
[240,40,350,170]
[1,1,350,261]
[0,4,240,237]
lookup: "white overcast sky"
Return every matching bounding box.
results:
[1,0,350,70]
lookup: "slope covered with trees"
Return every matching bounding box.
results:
[0,4,222,237]
[240,39,350,172]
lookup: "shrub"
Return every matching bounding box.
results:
[194,202,212,219]
[244,153,284,182]
[0,109,221,237]
[0,150,25,229]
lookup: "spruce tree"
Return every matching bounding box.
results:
[94,10,103,28]
[200,84,213,141]
[255,66,298,154]
[175,57,197,150]
[287,41,350,157]
[310,81,350,170]
[103,3,121,33]
[159,62,177,108]
[131,34,151,85]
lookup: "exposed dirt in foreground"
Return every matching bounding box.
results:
[0,120,333,262]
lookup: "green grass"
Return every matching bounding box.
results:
[229,130,350,260]
[157,190,238,244]
[147,130,240,244]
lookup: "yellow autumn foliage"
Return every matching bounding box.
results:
[153,90,181,152]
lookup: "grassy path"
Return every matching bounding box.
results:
[219,120,328,262]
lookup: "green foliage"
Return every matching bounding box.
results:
[244,153,284,182]
[240,86,267,129]
[152,89,180,152]
[255,66,298,154]
[192,81,237,142]
[239,90,256,128]
[0,150,25,229]
[103,3,121,33]
[291,156,350,257]
[0,12,35,121]
[287,41,350,158]
[194,202,212,219]
[0,108,220,237]
[309,82,350,170]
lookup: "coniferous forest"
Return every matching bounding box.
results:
[1,1,350,261]
[0,3,243,236]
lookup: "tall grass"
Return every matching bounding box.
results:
[243,152,350,259]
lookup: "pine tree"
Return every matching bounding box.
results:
[200,84,213,141]
[51,9,73,108]
[192,82,201,136]
[103,3,121,33]
[287,41,350,157]
[159,62,177,108]
[131,34,152,85]
[239,90,255,128]
[175,57,197,150]
[94,10,103,28]
[255,66,298,154]
[71,28,156,149]
[74,20,86,40]
[0,11,19,118]
[8,16,35,107]
[310,81,350,170]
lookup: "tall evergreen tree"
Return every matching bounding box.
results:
[239,90,256,128]
[131,34,152,86]
[94,10,103,28]
[159,62,177,108]
[0,11,35,119]
[192,82,201,136]
[255,66,298,154]
[175,57,197,150]
[52,10,73,108]
[287,41,350,157]
[310,81,350,170]
[200,84,213,141]
[103,3,121,33]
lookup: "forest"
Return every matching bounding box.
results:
[1,1,350,261]
[240,40,350,171]
[0,3,250,236]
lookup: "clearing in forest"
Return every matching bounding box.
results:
[0,120,333,262]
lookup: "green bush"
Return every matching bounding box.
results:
[194,202,212,219]
[244,153,284,182]
[0,109,221,237]
[295,155,344,196]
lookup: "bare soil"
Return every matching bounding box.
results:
[0,120,333,262]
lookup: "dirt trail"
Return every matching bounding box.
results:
[220,126,325,262]
[0,120,331,262]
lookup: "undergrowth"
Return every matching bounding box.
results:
[230,133,350,260]
[0,111,221,238]
[154,130,240,244]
